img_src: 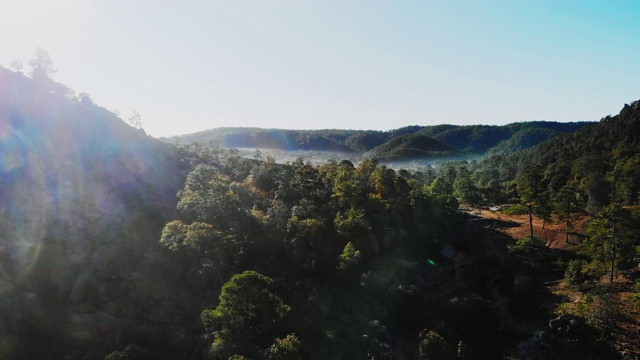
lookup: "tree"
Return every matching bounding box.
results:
[10,60,23,72]
[509,235,546,268]
[337,241,361,271]
[201,271,291,358]
[78,92,93,104]
[554,184,584,243]
[335,207,370,255]
[564,259,587,291]
[176,165,248,230]
[517,164,545,240]
[586,203,637,283]
[128,110,142,129]
[534,188,553,230]
[264,334,303,360]
[201,270,290,336]
[454,165,478,206]
[330,160,361,209]
[28,47,56,79]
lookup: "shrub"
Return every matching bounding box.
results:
[503,204,528,215]
[564,259,587,291]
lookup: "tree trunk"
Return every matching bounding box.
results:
[610,242,616,283]
[565,218,570,243]
[528,203,534,241]
[610,221,617,283]
[529,202,536,269]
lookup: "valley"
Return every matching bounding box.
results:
[1,65,639,359]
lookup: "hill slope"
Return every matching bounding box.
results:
[368,133,461,160]
[511,100,640,208]
[0,68,191,359]
[170,121,590,161]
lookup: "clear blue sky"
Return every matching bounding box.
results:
[2,0,640,137]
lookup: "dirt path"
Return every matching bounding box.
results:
[461,206,589,250]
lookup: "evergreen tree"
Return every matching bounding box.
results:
[586,204,637,283]
[554,184,584,243]
[516,164,545,240]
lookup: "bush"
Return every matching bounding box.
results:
[564,260,587,291]
[503,204,528,215]
[583,293,619,341]
[630,293,640,308]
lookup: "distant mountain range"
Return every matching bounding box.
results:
[169,121,590,161]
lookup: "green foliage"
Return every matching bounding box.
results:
[202,271,291,359]
[345,131,387,151]
[564,259,587,291]
[330,160,360,208]
[453,165,479,206]
[516,164,545,239]
[177,165,249,229]
[368,133,460,160]
[335,207,369,240]
[509,236,545,253]
[554,184,585,242]
[201,270,290,332]
[583,293,619,341]
[159,220,188,252]
[488,128,562,154]
[264,334,303,360]
[337,242,361,271]
[228,355,248,360]
[508,236,546,267]
[502,204,528,215]
[160,220,218,253]
[510,100,640,212]
[586,203,638,282]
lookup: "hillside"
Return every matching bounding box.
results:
[0,68,190,359]
[511,100,640,208]
[169,121,590,162]
[367,133,461,160]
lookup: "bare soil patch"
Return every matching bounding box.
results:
[462,205,640,357]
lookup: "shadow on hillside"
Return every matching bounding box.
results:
[470,216,521,229]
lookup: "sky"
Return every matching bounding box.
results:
[1,0,640,137]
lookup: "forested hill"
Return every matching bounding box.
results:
[0,67,186,358]
[169,121,590,160]
[510,100,640,209]
[0,68,184,213]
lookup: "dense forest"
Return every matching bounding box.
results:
[1,63,639,360]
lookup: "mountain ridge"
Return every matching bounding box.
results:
[169,120,592,161]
